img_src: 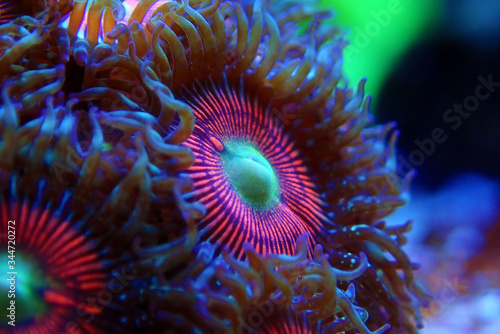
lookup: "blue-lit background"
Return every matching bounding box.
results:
[329,0,500,332]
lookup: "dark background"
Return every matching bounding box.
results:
[377,0,500,189]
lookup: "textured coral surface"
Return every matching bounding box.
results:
[0,0,429,333]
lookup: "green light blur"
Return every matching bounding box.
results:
[1,252,48,322]
[319,0,442,111]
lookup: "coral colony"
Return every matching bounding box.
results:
[0,0,429,333]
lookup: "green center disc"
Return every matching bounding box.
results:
[1,252,49,322]
[222,140,280,210]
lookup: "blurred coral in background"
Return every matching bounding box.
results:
[331,0,500,332]
[385,175,500,332]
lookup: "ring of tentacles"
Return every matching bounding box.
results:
[0,0,430,333]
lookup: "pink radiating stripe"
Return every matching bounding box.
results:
[183,81,329,258]
[0,188,106,333]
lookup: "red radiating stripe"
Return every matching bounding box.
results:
[0,187,106,333]
[182,81,330,258]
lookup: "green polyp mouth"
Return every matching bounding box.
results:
[1,252,49,322]
[221,139,280,210]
